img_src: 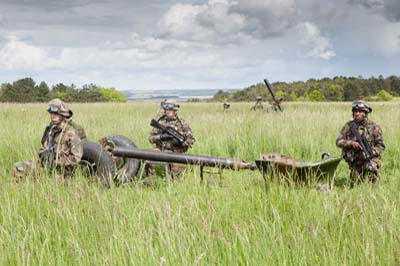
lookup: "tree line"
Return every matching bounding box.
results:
[0,77,127,103]
[212,75,400,102]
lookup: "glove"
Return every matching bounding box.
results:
[350,141,362,150]
[170,138,181,146]
[39,150,49,161]
[160,133,173,141]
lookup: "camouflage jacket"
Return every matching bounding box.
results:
[39,121,83,168]
[336,119,385,164]
[149,115,195,152]
[250,101,263,110]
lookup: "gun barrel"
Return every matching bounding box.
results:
[112,147,257,171]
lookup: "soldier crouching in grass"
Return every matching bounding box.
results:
[223,102,230,112]
[250,96,263,111]
[13,99,83,181]
[336,101,385,187]
[147,99,195,179]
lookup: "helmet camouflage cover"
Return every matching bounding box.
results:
[47,98,73,118]
[352,100,372,113]
[163,99,179,111]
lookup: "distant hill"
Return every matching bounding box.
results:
[121,89,237,102]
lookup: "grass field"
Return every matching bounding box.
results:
[0,102,399,265]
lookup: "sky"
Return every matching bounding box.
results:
[0,0,399,91]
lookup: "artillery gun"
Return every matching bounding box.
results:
[111,145,342,185]
[264,78,284,112]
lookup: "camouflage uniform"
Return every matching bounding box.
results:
[149,115,195,152]
[39,121,83,178]
[13,99,83,180]
[148,100,195,178]
[336,101,385,186]
[223,102,231,112]
[250,97,263,111]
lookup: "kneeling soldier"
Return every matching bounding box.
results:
[336,101,385,187]
[13,99,83,180]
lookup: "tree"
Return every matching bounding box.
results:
[35,81,50,102]
[324,84,344,101]
[307,90,325,101]
[375,90,393,101]
[97,87,127,102]
[50,83,75,100]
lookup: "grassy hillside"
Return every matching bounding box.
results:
[0,102,399,265]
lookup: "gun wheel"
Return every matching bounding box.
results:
[80,140,117,188]
[98,135,141,185]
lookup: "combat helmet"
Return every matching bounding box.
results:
[163,99,180,111]
[47,98,73,118]
[351,100,372,114]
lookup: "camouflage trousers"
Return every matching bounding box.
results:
[145,163,183,179]
[348,158,381,187]
[12,160,75,181]
[144,148,184,179]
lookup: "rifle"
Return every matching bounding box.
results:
[349,122,377,173]
[39,124,56,168]
[150,119,185,145]
[264,79,283,112]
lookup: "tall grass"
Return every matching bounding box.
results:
[0,102,399,265]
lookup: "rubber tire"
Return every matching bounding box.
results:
[98,135,141,184]
[80,140,117,187]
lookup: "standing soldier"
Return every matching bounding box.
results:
[250,96,263,111]
[336,101,385,187]
[13,99,84,180]
[148,99,195,178]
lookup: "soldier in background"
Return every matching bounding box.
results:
[148,99,195,178]
[13,99,84,181]
[250,96,263,111]
[336,101,385,187]
[223,102,231,112]
[267,98,284,112]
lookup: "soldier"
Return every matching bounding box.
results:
[148,99,195,177]
[336,101,385,187]
[13,99,84,180]
[223,102,231,112]
[250,96,263,111]
[267,98,283,112]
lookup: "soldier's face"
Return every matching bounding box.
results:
[50,113,63,125]
[165,109,176,118]
[353,109,367,122]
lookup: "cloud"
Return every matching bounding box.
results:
[0,37,49,69]
[231,0,297,36]
[297,22,336,60]
[348,0,400,22]
[383,0,400,21]
[156,0,297,45]
[347,0,384,9]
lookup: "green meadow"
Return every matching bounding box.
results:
[0,102,399,265]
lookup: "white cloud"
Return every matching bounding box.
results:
[156,0,297,45]
[0,37,49,69]
[376,22,400,55]
[297,22,336,60]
